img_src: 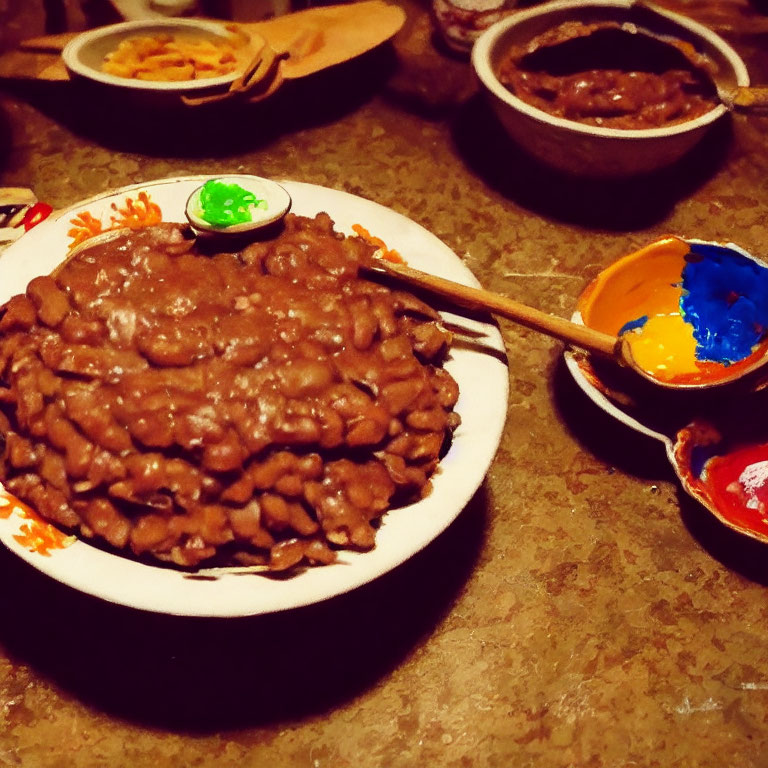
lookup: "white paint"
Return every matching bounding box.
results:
[737,460,768,509]
[674,697,722,714]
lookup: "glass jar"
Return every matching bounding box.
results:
[433,0,514,54]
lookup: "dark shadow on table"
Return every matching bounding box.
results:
[553,351,768,585]
[0,106,10,174]
[450,93,733,232]
[0,45,397,159]
[678,488,768,587]
[0,485,486,733]
[549,354,675,482]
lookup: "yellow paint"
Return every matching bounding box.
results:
[579,236,689,336]
[624,313,702,380]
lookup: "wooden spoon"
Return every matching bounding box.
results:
[367,258,768,391]
[719,85,768,112]
[370,258,617,355]
[181,35,285,106]
[621,6,768,112]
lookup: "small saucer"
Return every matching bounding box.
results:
[185,175,292,235]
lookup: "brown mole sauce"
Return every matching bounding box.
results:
[497,21,719,129]
[0,215,460,572]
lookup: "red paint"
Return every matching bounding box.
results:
[22,202,53,231]
[700,444,768,534]
[658,342,768,386]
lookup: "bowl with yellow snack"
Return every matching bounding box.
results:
[62,18,253,94]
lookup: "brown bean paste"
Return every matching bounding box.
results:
[0,214,461,572]
[497,21,719,129]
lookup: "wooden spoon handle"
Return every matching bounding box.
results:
[181,39,283,106]
[228,36,267,93]
[729,86,768,111]
[371,259,619,358]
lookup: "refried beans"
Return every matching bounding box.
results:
[497,21,719,129]
[0,214,460,572]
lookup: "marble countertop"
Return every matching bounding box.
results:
[2,1,768,765]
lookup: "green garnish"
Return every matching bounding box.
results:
[198,179,267,228]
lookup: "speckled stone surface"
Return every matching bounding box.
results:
[2,1,768,766]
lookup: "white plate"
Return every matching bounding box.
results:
[0,177,509,617]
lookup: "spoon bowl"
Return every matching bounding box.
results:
[185,175,291,236]
[616,334,768,391]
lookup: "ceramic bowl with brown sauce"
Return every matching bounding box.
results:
[472,0,749,177]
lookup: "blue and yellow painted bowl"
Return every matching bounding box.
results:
[579,236,768,388]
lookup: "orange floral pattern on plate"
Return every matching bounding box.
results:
[0,191,160,557]
[352,224,403,263]
[68,191,163,249]
[0,492,76,556]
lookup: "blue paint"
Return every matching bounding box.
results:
[681,243,768,364]
[618,315,648,336]
[690,444,717,480]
